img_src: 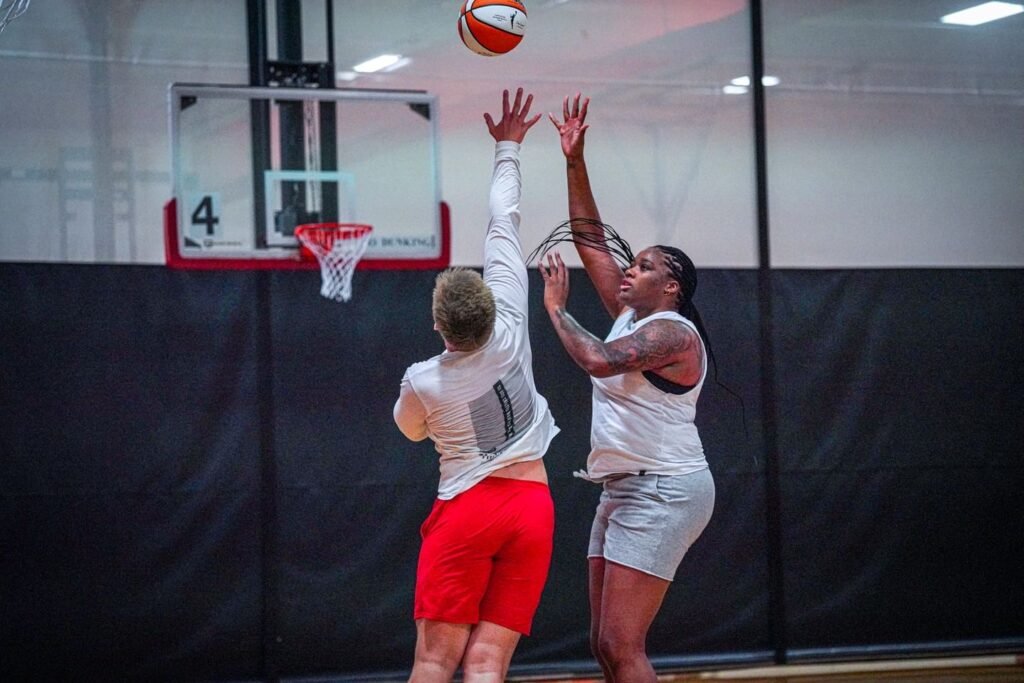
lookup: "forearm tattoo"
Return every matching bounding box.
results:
[553,308,605,362]
[554,310,695,374]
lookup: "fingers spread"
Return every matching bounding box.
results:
[521,92,533,118]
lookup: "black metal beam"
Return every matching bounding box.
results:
[248,0,270,246]
[276,0,308,233]
[320,0,339,222]
[246,3,279,681]
[750,0,788,665]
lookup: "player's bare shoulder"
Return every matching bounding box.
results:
[638,318,700,359]
[598,318,696,375]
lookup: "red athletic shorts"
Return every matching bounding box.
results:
[415,476,554,635]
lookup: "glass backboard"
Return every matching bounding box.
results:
[166,83,447,270]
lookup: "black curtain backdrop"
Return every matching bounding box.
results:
[1,264,1021,680]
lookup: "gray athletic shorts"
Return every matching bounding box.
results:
[588,469,715,581]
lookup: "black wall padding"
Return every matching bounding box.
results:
[1,265,265,680]
[772,270,1024,652]
[1,264,1021,680]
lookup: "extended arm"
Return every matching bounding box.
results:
[481,88,541,312]
[550,93,625,318]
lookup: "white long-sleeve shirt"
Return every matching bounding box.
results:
[393,141,559,499]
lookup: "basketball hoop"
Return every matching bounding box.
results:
[295,223,373,302]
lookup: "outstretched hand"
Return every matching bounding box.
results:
[549,92,589,160]
[539,251,570,313]
[484,87,542,143]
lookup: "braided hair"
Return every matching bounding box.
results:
[654,243,745,423]
[530,220,745,424]
[526,217,634,270]
[654,245,704,339]
[526,218,711,345]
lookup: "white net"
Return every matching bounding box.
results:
[295,224,372,303]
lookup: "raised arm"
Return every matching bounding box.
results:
[549,93,625,319]
[481,88,541,312]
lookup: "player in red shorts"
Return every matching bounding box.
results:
[394,88,559,682]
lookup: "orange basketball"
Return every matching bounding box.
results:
[458,0,528,57]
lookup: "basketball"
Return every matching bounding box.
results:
[458,0,528,57]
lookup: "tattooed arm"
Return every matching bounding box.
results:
[540,251,701,381]
[550,310,698,379]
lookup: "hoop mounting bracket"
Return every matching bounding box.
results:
[265,61,333,88]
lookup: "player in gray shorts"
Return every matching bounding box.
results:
[588,470,715,581]
[539,91,722,682]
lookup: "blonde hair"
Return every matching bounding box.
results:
[432,268,495,350]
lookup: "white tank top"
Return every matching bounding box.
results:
[584,309,708,480]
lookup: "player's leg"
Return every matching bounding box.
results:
[409,620,471,683]
[595,560,670,682]
[594,470,716,682]
[468,479,554,679]
[587,486,615,679]
[588,556,613,680]
[411,491,496,681]
[460,620,521,682]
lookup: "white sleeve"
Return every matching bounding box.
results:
[482,141,528,315]
[393,374,429,442]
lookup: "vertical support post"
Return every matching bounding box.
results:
[248,0,270,247]
[276,0,308,231]
[319,0,339,222]
[247,2,279,681]
[750,0,788,665]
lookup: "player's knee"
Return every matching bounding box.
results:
[595,629,644,668]
[589,625,604,662]
[461,641,511,681]
[412,644,462,680]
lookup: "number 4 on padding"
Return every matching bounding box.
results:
[191,195,220,236]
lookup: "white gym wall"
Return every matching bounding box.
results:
[1,0,1021,268]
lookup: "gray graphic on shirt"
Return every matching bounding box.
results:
[468,367,535,461]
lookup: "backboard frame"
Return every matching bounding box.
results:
[166,83,449,270]
[164,197,450,271]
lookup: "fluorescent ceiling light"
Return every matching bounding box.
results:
[730,76,780,87]
[353,54,404,73]
[381,57,411,73]
[941,2,1023,25]
[723,85,748,95]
